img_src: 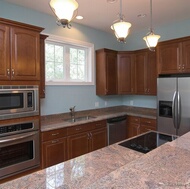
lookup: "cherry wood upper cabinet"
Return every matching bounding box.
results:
[117,52,135,94]
[135,49,157,95]
[157,36,190,75]
[40,34,48,98]
[0,18,43,82]
[96,49,118,95]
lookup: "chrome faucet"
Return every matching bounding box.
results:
[69,106,76,122]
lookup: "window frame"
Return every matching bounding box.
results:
[44,34,95,86]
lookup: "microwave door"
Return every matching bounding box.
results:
[157,77,177,135]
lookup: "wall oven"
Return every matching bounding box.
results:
[0,118,40,180]
[0,85,39,120]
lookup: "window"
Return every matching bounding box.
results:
[45,35,94,85]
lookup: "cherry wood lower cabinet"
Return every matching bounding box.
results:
[67,120,107,160]
[127,116,156,138]
[41,128,68,168]
[42,120,107,168]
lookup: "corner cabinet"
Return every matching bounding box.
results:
[135,49,157,95]
[117,52,135,94]
[0,18,44,82]
[96,49,118,95]
[157,37,190,75]
[67,120,107,159]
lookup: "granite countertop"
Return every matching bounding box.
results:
[1,132,190,189]
[41,106,157,132]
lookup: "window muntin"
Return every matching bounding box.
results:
[45,36,94,85]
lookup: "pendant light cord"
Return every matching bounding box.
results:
[150,0,153,33]
[119,0,122,20]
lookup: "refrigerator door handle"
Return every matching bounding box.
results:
[177,91,181,130]
[172,91,177,129]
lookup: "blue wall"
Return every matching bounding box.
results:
[1,1,190,115]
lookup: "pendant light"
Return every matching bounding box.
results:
[111,0,131,43]
[49,0,78,29]
[143,0,160,51]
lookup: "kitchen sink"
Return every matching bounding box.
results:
[64,116,96,122]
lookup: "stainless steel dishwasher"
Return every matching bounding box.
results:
[107,115,127,145]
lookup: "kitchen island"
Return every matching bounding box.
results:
[1,131,190,189]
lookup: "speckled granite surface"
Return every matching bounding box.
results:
[41,106,157,132]
[1,132,190,189]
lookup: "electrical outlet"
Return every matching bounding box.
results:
[95,102,99,107]
[105,101,107,106]
[130,100,134,105]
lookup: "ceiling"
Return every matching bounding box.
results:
[3,0,190,34]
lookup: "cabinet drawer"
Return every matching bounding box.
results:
[42,128,67,142]
[140,118,156,127]
[67,123,93,135]
[92,120,107,129]
[128,116,140,124]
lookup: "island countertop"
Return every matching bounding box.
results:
[1,131,190,189]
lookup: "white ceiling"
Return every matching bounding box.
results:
[3,0,190,34]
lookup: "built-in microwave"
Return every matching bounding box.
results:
[0,85,39,120]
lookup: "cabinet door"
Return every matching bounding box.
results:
[117,53,135,94]
[67,132,89,159]
[140,118,156,134]
[157,42,181,74]
[0,24,10,80]
[42,137,67,168]
[105,52,117,95]
[135,51,147,94]
[182,40,190,73]
[146,51,157,95]
[127,116,140,138]
[11,27,40,80]
[90,127,107,151]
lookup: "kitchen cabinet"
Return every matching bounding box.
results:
[135,49,157,95]
[139,117,157,134]
[117,52,135,94]
[96,48,118,95]
[157,36,190,75]
[67,120,107,159]
[40,34,48,98]
[41,128,67,168]
[127,116,156,138]
[0,18,43,82]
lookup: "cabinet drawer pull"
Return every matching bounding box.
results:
[51,133,59,136]
[146,121,151,124]
[52,139,59,143]
[75,127,82,131]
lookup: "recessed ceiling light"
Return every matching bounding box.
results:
[107,0,117,3]
[137,14,147,18]
[76,15,83,20]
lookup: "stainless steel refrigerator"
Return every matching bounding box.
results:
[157,77,190,136]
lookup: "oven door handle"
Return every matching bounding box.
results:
[0,131,38,144]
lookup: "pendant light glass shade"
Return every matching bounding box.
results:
[49,0,78,28]
[143,32,160,48]
[111,20,131,43]
[111,0,131,43]
[144,0,160,51]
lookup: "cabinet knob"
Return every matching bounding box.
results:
[178,65,181,70]
[12,69,15,76]
[7,69,10,76]
[182,65,185,70]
